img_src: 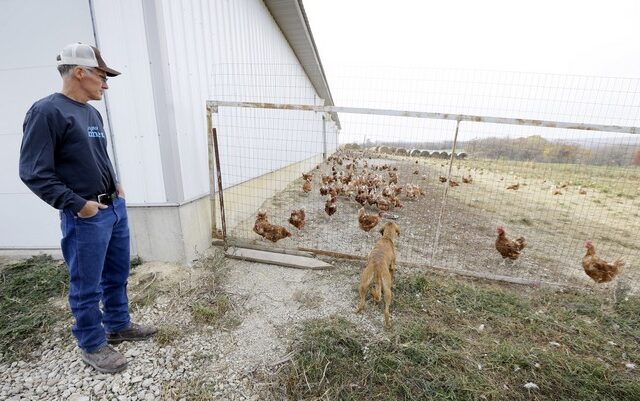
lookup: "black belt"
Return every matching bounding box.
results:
[93,191,118,205]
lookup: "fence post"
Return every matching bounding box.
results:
[322,114,327,161]
[206,104,218,240]
[212,127,228,250]
[431,119,461,262]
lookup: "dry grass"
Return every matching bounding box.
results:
[161,377,218,400]
[0,255,70,361]
[273,267,640,401]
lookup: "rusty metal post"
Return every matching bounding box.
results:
[322,114,327,161]
[431,119,461,262]
[211,127,228,249]
[206,105,218,240]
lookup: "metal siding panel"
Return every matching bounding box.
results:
[166,0,198,200]
[92,0,167,203]
[163,0,192,197]
[0,134,24,194]
[0,0,95,248]
[177,0,209,200]
[0,0,91,70]
[0,67,59,136]
[0,195,61,248]
[208,0,327,189]
[155,0,329,196]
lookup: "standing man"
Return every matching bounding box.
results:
[19,43,156,374]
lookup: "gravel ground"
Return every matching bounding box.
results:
[0,254,379,401]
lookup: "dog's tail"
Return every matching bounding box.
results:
[372,271,383,302]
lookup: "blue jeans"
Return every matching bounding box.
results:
[60,196,131,352]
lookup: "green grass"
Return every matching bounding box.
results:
[0,255,161,361]
[155,324,182,346]
[130,255,144,269]
[192,294,232,325]
[276,273,640,401]
[0,255,69,361]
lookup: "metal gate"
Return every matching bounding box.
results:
[205,99,639,290]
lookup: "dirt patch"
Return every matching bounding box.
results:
[224,153,638,293]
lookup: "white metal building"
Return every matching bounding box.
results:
[0,0,339,262]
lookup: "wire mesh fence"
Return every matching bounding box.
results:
[207,65,640,290]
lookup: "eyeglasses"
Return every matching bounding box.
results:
[82,67,108,83]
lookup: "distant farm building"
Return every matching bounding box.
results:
[369,147,467,159]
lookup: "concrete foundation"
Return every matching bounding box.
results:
[127,195,212,264]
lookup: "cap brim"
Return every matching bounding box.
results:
[97,66,121,77]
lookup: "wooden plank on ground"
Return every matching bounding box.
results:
[225,247,334,270]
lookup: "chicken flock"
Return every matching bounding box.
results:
[253,152,426,244]
[251,150,627,286]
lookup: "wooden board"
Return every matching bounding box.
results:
[225,247,334,270]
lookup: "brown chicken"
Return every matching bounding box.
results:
[389,195,403,208]
[506,183,520,190]
[462,175,473,184]
[263,225,292,243]
[582,241,625,283]
[405,184,420,199]
[376,197,391,212]
[302,180,312,193]
[302,172,313,181]
[253,210,292,242]
[325,195,338,216]
[358,207,383,232]
[355,191,368,206]
[495,226,526,260]
[288,209,306,230]
[253,210,270,237]
[439,176,447,183]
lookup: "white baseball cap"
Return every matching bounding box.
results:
[56,42,121,77]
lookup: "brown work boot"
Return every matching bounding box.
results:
[107,322,157,344]
[81,344,128,373]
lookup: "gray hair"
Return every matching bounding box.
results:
[57,64,78,77]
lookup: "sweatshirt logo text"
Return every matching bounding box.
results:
[88,126,105,138]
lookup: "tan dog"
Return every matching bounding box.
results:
[355,221,400,328]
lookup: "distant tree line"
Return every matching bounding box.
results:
[370,136,639,166]
[464,136,637,166]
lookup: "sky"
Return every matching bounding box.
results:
[302,1,640,145]
[303,0,640,77]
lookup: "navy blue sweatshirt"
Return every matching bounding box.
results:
[19,93,118,214]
